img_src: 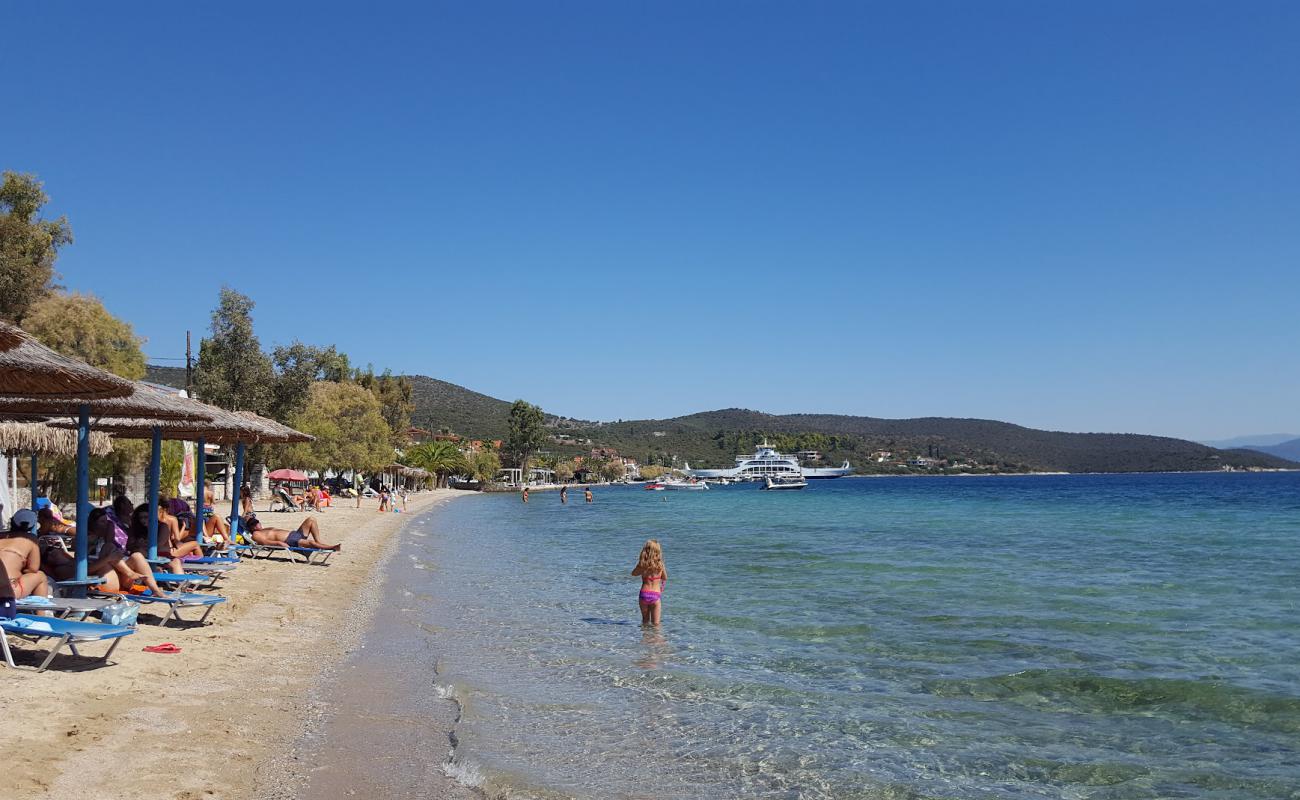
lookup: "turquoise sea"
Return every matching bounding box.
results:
[401,473,1300,799]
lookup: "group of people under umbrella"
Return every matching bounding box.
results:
[0,320,317,629]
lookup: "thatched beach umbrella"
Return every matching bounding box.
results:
[0,322,28,353]
[0,322,134,399]
[0,421,114,458]
[0,422,115,510]
[1,382,216,586]
[50,396,310,558]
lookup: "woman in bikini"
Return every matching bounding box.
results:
[631,539,668,626]
[127,504,199,573]
[1,511,49,600]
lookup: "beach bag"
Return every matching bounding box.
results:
[99,600,141,627]
[0,597,16,620]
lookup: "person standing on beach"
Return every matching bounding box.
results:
[632,539,668,626]
[585,487,593,503]
[521,486,529,503]
[560,485,568,504]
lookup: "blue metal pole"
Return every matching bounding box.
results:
[147,427,162,560]
[195,436,206,546]
[29,454,38,504]
[230,441,246,540]
[75,404,90,582]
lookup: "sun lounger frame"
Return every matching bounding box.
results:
[1,615,135,672]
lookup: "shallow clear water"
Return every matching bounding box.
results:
[403,474,1300,799]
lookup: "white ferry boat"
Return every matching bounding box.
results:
[683,444,852,480]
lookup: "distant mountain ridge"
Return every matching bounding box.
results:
[144,365,1299,473]
[1246,438,1300,463]
[1201,433,1300,448]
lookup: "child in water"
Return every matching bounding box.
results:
[632,539,668,626]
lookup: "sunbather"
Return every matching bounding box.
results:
[61,509,169,596]
[126,504,194,573]
[2,510,49,599]
[202,486,231,545]
[242,515,341,551]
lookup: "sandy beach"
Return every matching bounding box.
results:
[0,489,464,800]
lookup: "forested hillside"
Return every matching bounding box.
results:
[146,366,1299,473]
[576,409,1297,473]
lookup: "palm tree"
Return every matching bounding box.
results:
[403,440,467,488]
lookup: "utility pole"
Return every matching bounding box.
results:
[185,330,193,395]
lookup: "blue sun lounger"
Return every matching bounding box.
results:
[1,614,135,672]
[122,591,226,627]
[229,541,336,565]
[16,595,117,621]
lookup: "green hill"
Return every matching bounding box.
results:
[576,408,1297,473]
[146,365,1298,473]
[404,375,514,439]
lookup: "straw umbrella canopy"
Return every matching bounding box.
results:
[0,322,135,399]
[0,321,28,353]
[0,380,218,422]
[233,411,314,444]
[0,421,113,458]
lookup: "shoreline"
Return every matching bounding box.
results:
[0,489,464,800]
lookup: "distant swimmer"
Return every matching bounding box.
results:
[585,488,593,504]
[522,487,529,504]
[560,485,568,504]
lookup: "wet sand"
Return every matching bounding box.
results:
[293,508,480,800]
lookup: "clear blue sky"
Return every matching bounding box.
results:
[5,2,1298,441]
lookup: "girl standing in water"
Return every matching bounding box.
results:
[632,539,668,626]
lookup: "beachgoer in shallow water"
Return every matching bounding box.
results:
[585,488,593,503]
[521,487,529,503]
[560,485,568,504]
[1,510,49,599]
[632,539,668,626]
[243,515,341,551]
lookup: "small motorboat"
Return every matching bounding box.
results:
[762,476,807,491]
[644,481,666,491]
[664,479,709,491]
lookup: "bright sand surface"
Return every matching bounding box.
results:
[0,489,465,800]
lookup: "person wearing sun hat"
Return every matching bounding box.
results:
[1,509,49,606]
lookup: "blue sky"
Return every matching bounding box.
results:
[5,2,1297,440]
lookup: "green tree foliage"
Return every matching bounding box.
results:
[270,341,351,423]
[355,367,414,444]
[506,400,547,477]
[25,291,150,482]
[194,288,275,412]
[23,292,147,380]
[466,449,501,487]
[281,381,393,474]
[638,465,666,480]
[553,460,576,482]
[0,171,72,322]
[403,440,467,488]
[599,459,626,483]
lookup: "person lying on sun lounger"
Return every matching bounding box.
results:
[2,510,50,600]
[242,515,341,551]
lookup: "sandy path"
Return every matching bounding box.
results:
[0,489,462,800]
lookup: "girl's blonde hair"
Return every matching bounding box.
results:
[636,539,664,576]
